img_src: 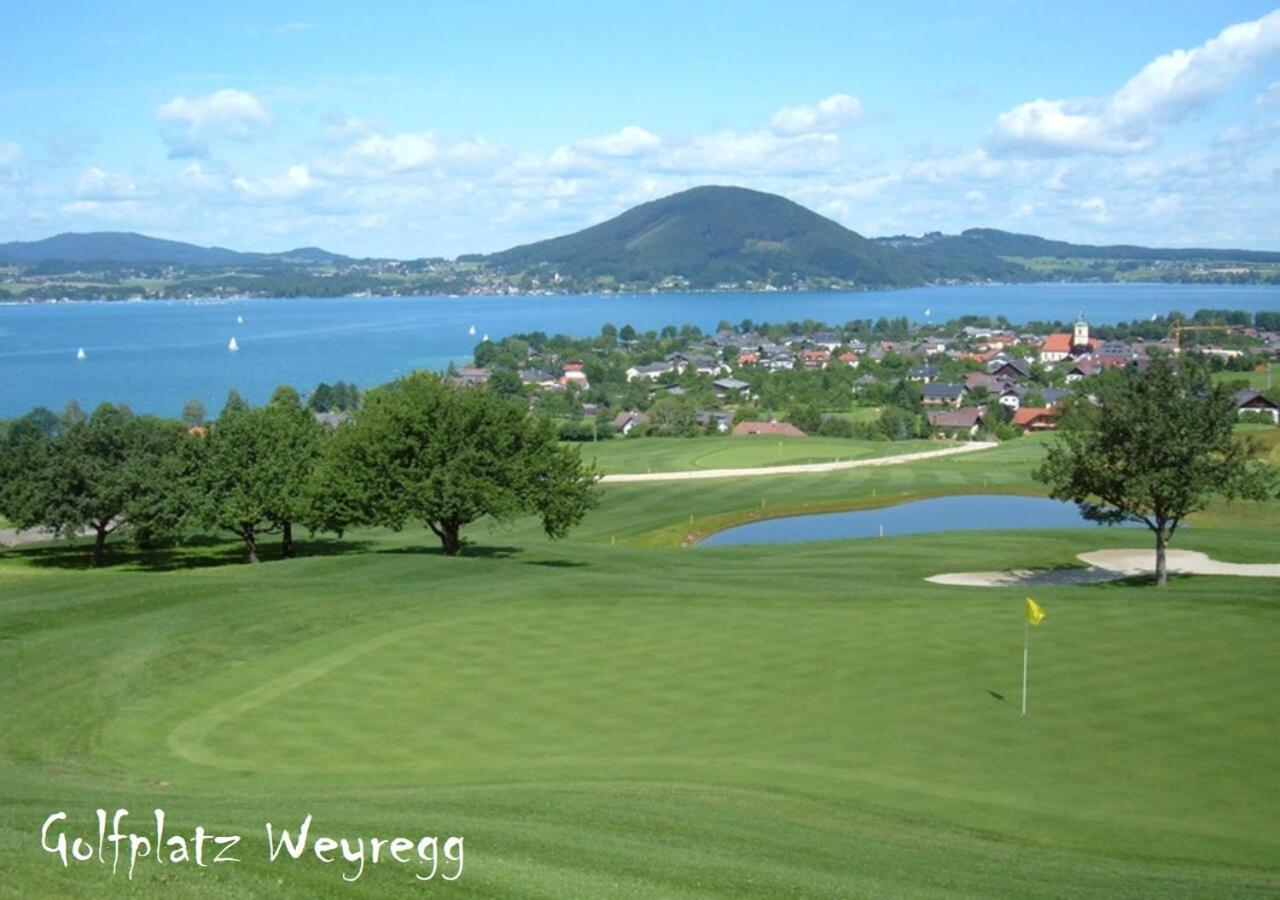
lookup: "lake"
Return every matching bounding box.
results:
[1,282,1276,418]
[698,494,1136,547]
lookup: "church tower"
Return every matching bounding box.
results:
[1072,312,1090,351]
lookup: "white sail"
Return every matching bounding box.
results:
[76,347,86,361]
[468,325,476,335]
[228,337,239,352]
[237,315,244,324]
[482,333,489,342]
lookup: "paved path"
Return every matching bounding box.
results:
[926,549,1280,587]
[0,526,60,548]
[599,442,998,483]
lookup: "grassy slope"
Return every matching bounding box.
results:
[1,439,1278,898]
[580,435,937,474]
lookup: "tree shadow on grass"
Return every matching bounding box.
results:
[375,544,522,560]
[522,558,587,569]
[3,535,375,573]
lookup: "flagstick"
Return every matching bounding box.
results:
[1021,618,1030,716]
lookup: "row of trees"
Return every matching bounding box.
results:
[0,375,597,566]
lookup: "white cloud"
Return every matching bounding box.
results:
[575,126,661,158]
[769,94,862,135]
[232,164,319,202]
[75,167,143,201]
[660,129,838,174]
[1259,81,1280,104]
[155,89,271,158]
[341,131,438,173]
[991,9,1280,155]
[1080,196,1110,223]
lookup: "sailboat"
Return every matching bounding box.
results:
[924,308,932,317]
[237,315,244,324]
[228,337,239,352]
[468,325,476,336]
[481,333,489,342]
[76,347,86,361]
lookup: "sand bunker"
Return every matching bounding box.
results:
[927,549,1280,587]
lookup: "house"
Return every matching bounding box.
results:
[927,407,984,437]
[837,351,861,368]
[612,411,650,435]
[988,357,1031,381]
[1012,406,1060,433]
[559,361,589,390]
[713,377,751,398]
[626,361,674,382]
[799,348,831,369]
[1041,315,1099,362]
[907,364,941,383]
[853,373,881,392]
[1064,359,1103,382]
[809,332,843,351]
[1041,387,1069,408]
[519,368,558,389]
[963,371,1005,392]
[694,355,728,376]
[453,366,491,387]
[921,383,966,408]
[762,352,796,371]
[731,420,807,437]
[916,337,948,356]
[997,383,1024,410]
[1234,389,1280,424]
[696,410,734,432]
[737,351,760,366]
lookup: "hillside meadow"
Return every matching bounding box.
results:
[1,437,1277,898]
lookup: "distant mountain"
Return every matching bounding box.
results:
[472,185,926,288]
[0,232,349,267]
[876,228,1280,276]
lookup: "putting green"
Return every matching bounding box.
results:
[581,435,936,473]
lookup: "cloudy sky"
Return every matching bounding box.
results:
[2,1,1279,258]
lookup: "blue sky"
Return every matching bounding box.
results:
[2,1,1279,257]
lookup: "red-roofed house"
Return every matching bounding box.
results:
[1012,406,1060,433]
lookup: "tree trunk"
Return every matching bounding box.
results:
[440,524,461,557]
[1154,528,1167,588]
[281,521,294,558]
[91,525,108,568]
[242,526,259,564]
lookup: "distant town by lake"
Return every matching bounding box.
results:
[1,282,1277,418]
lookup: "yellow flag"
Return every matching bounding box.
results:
[1025,597,1046,626]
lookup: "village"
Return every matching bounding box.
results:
[445,312,1280,442]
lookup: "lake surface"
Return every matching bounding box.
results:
[699,494,1135,547]
[1,283,1276,418]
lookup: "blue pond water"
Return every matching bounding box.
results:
[699,494,1133,547]
[1,282,1277,418]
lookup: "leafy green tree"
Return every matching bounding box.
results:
[1035,357,1274,586]
[1,404,184,567]
[647,396,698,437]
[315,373,597,556]
[220,389,250,419]
[182,397,207,428]
[197,388,324,562]
[488,368,524,398]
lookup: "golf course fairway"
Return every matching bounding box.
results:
[1,438,1277,898]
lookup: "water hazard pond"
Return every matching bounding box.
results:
[699,494,1137,547]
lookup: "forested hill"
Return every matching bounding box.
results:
[466,185,927,288]
[0,232,351,267]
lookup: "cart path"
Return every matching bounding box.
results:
[598,441,998,483]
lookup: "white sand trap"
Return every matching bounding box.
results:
[927,549,1280,587]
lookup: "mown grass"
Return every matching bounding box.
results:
[0,437,1277,898]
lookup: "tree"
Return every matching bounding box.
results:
[182,397,207,428]
[647,396,698,437]
[315,373,597,556]
[220,389,250,419]
[1035,357,1274,587]
[196,387,324,562]
[1,404,185,567]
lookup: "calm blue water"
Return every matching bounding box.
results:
[0,283,1276,418]
[699,494,1135,547]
